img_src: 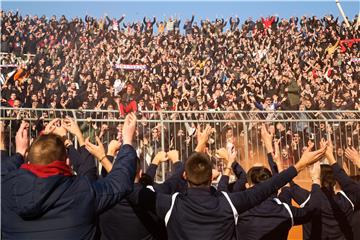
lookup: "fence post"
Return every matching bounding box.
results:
[243,122,249,170]
[160,111,166,183]
[72,110,78,149]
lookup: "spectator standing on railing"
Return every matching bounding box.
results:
[105,14,125,31]
[166,16,175,33]
[157,20,166,34]
[229,16,240,31]
[143,16,156,34]
[183,15,195,34]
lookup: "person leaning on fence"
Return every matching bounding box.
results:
[1,113,138,240]
[132,124,328,240]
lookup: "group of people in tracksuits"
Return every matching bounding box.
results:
[1,114,359,240]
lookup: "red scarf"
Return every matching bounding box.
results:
[20,161,73,178]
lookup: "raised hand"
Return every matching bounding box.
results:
[320,138,336,165]
[15,121,30,157]
[52,126,67,138]
[152,151,168,165]
[85,136,106,161]
[107,140,121,157]
[122,113,137,145]
[44,118,60,134]
[273,138,282,171]
[195,124,212,153]
[212,168,220,181]
[62,117,84,146]
[62,117,82,136]
[261,124,273,153]
[294,142,327,172]
[216,148,229,164]
[310,161,321,185]
[167,150,180,164]
[345,147,360,168]
[342,160,351,176]
[228,149,237,166]
[44,118,67,138]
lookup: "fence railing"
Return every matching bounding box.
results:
[1,107,359,182]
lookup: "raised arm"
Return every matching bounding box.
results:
[230,144,327,213]
[66,144,96,181]
[106,15,112,24]
[217,148,232,192]
[146,151,167,181]
[118,15,125,24]
[322,139,360,207]
[261,124,279,175]
[231,162,248,192]
[62,116,85,147]
[85,137,116,174]
[291,162,321,225]
[91,113,138,213]
[1,121,28,176]
[191,15,195,24]
[345,147,360,169]
[154,150,185,194]
[194,125,212,153]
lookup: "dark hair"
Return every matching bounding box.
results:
[320,164,336,191]
[27,133,66,165]
[185,152,212,187]
[247,166,272,185]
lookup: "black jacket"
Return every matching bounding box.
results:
[237,184,320,240]
[290,180,354,240]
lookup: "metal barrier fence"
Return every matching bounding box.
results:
[1,107,359,182]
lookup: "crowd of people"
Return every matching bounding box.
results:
[1,115,359,239]
[0,10,359,115]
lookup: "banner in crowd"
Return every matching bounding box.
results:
[113,64,147,70]
[339,38,360,52]
[0,64,18,68]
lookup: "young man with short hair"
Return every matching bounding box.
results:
[1,114,138,240]
[135,125,327,240]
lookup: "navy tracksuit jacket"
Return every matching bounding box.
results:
[236,184,320,240]
[332,164,360,240]
[136,166,298,240]
[99,161,184,240]
[289,170,355,239]
[218,153,320,240]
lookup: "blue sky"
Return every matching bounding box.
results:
[2,1,359,24]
